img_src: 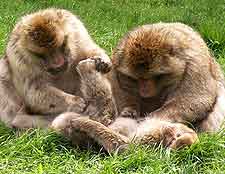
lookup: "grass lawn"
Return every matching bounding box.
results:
[0,0,225,173]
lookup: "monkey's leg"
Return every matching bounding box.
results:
[51,113,129,153]
[71,117,129,153]
[197,83,225,132]
[76,58,116,125]
[0,58,24,127]
[135,118,198,149]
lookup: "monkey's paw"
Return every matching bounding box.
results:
[93,56,112,74]
[161,123,198,149]
[67,96,86,113]
[120,107,139,118]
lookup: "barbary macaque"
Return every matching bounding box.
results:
[0,8,113,128]
[109,22,225,148]
[52,22,225,152]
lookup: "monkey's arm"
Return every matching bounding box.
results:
[24,80,86,115]
[109,70,141,118]
[150,71,216,123]
[71,25,112,73]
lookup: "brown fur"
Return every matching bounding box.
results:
[108,22,225,148]
[54,23,225,153]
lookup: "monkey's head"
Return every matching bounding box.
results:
[21,14,69,74]
[113,25,187,98]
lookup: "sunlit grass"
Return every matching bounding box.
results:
[0,0,225,173]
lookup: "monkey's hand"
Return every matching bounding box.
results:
[161,123,198,149]
[120,107,139,119]
[67,96,86,114]
[91,56,112,74]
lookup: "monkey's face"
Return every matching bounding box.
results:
[42,46,70,75]
[23,15,70,75]
[114,37,186,98]
[116,54,185,98]
[113,26,187,98]
[29,39,70,75]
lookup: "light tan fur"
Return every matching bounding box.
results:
[0,8,112,128]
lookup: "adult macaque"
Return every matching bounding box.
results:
[0,8,112,128]
[109,22,225,148]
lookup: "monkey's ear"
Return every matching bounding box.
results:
[25,15,64,50]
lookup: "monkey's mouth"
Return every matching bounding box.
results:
[47,56,69,75]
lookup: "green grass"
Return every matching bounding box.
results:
[0,0,225,173]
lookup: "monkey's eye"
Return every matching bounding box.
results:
[29,50,45,59]
[154,73,171,81]
[117,71,137,87]
[36,54,45,59]
[61,40,70,56]
[154,74,164,81]
[136,62,149,72]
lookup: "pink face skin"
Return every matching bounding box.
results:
[138,79,157,98]
[50,53,65,68]
[44,51,69,75]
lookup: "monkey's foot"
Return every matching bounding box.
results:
[51,112,93,146]
[161,123,198,149]
[76,58,97,78]
[11,114,53,129]
[77,57,111,75]
[51,112,84,134]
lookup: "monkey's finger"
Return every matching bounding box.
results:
[93,57,111,73]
